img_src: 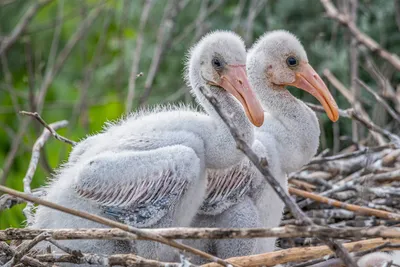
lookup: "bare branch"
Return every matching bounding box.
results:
[171,0,225,48]
[230,0,246,30]
[320,0,400,71]
[308,143,395,165]
[35,4,104,113]
[0,194,24,212]
[0,185,237,267]
[21,120,69,221]
[125,0,153,112]
[34,253,187,267]
[356,79,400,125]
[0,119,31,185]
[4,232,50,267]
[349,0,360,141]
[289,187,400,221]
[0,0,55,56]
[394,0,400,31]
[2,226,400,241]
[19,111,75,146]
[244,0,266,45]
[19,256,47,267]
[310,71,400,145]
[138,0,187,107]
[0,2,102,186]
[202,238,400,267]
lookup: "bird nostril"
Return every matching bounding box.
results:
[238,80,243,85]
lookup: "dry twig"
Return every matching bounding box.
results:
[289,187,400,221]
[2,226,400,241]
[4,232,50,267]
[0,2,102,186]
[320,0,400,71]
[202,238,400,267]
[306,102,400,146]
[356,79,400,125]
[0,185,237,267]
[138,0,187,106]
[19,112,75,146]
[0,0,54,56]
[125,0,153,112]
[20,119,69,221]
[34,253,186,266]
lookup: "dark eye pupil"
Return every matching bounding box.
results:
[213,59,221,67]
[287,57,297,66]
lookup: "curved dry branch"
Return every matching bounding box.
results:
[0,0,54,56]
[320,0,400,71]
[0,185,237,267]
[19,119,69,221]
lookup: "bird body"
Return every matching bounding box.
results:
[30,31,264,265]
[188,30,339,261]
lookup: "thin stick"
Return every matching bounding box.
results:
[356,79,400,124]
[199,86,358,267]
[320,0,400,71]
[20,256,47,267]
[19,111,75,146]
[202,239,400,267]
[308,144,395,165]
[35,4,104,113]
[138,0,186,107]
[22,120,69,220]
[2,226,400,241]
[0,194,24,212]
[4,232,50,267]
[0,0,54,56]
[306,102,400,146]
[0,185,236,267]
[0,2,97,185]
[47,238,83,257]
[349,0,360,142]
[289,187,400,221]
[34,253,186,267]
[125,0,153,112]
[322,69,386,144]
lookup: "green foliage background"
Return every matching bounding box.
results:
[0,0,399,229]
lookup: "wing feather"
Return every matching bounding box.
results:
[75,170,188,227]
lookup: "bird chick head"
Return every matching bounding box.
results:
[186,30,264,127]
[248,30,339,122]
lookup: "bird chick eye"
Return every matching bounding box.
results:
[212,58,223,70]
[286,56,298,67]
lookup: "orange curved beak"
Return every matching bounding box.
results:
[219,65,264,127]
[288,62,339,122]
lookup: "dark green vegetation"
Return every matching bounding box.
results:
[1,0,399,228]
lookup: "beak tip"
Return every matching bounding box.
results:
[329,112,339,122]
[253,114,265,127]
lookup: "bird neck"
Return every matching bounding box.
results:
[255,80,321,173]
[258,81,314,123]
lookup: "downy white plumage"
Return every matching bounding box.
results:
[188,30,339,261]
[30,31,264,265]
